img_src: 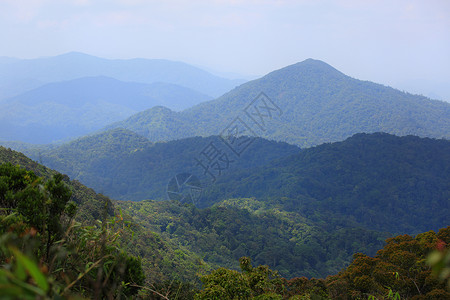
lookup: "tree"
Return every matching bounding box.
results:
[0,163,145,298]
[196,257,285,299]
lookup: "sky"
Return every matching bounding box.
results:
[0,0,449,101]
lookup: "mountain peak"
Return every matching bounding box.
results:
[56,51,98,58]
[259,58,346,87]
[302,58,325,63]
[292,58,343,74]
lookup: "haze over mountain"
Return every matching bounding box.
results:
[0,52,245,100]
[0,76,212,143]
[107,59,450,147]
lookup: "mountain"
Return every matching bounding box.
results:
[203,133,450,234]
[106,59,450,147]
[30,128,300,201]
[0,76,212,143]
[0,52,245,99]
[112,132,450,278]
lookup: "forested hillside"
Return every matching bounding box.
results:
[204,133,450,234]
[28,132,450,236]
[107,59,450,147]
[0,146,114,222]
[29,128,300,201]
[116,198,388,279]
[1,144,449,298]
[194,227,450,299]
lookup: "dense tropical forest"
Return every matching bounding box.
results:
[1,137,449,298]
[0,161,449,298]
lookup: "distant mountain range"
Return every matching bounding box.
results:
[107,59,450,147]
[0,76,211,143]
[0,52,245,99]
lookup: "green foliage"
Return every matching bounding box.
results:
[0,146,115,223]
[427,227,450,290]
[196,228,450,299]
[0,246,50,299]
[0,163,147,298]
[196,257,284,300]
[117,198,387,279]
[327,226,450,299]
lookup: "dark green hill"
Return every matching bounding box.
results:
[0,76,211,143]
[203,133,450,234]
[107,59,450,147]
[32,128,300,201]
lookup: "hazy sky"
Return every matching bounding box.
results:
[1,0,449,100]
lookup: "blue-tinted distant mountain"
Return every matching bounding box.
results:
[0,56,19,64]
[107,59,450,147]
[0,76,211,143]
[0,52,246,99]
